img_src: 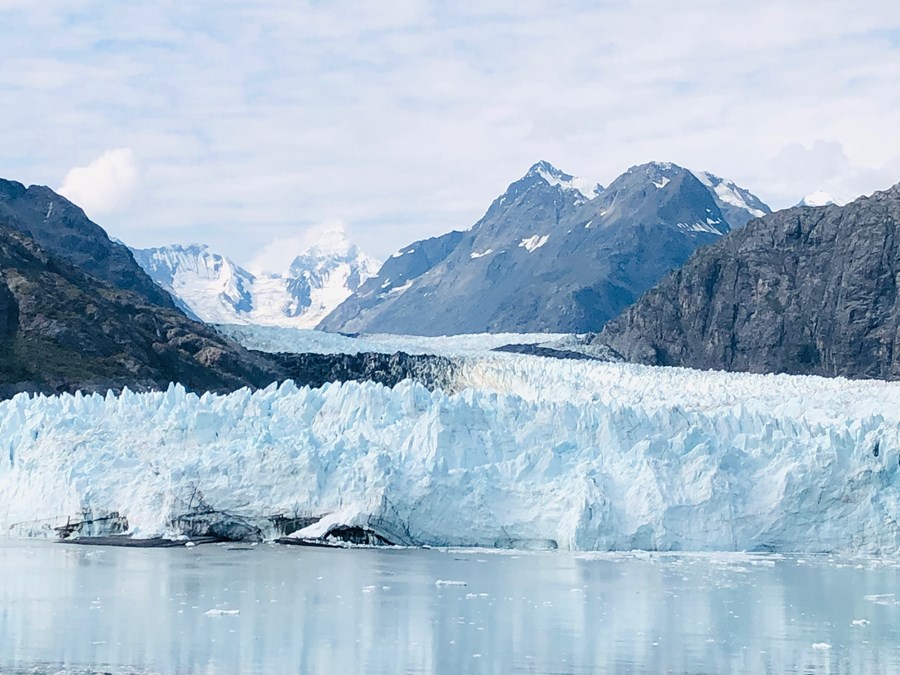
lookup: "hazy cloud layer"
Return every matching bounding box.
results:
[1,1,899,261]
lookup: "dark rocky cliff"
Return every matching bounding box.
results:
[266,351,455,391]
[0,179,174,308]
[0,222,282,398]
[599,183,900,380]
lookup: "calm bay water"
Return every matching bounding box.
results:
[1,541,899,674]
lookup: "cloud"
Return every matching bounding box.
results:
[1,1,900,260]
[764,140,900,205]
[57,148,138,217]
[246,221,350,275]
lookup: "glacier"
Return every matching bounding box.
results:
[216,323,568,357]
[1,354,899,553]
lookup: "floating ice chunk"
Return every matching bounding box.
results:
[811,642,831,650]
[851,619,870,626]
[205,609,240,617]
[865,594,897,605]
[435,580,467,587]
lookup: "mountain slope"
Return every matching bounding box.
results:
[319,229,465,332]
[0,221,283,397]
[691,170,771,228]
[133,226,380,328]
[131,244,253,322]
[0,178,175,308]
[320,161,770,335]
[598,183,900,379]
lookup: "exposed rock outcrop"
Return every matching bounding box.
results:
[599,183,900,379]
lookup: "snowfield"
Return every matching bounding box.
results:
[2,354,899,552]
[217,324,567,357]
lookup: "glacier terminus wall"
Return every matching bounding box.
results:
[1,354,898,553]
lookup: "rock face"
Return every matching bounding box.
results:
[318,230,464,332]
[133,225,380,328]
[319,161,770,335]
[0,179,174,308]
[267,351,456,391]
[0,221,283,398]
[599,183,900,380]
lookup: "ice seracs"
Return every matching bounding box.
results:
[2,354,899,553]
[132,224,380,328]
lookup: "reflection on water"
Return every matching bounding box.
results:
[1,542,900,674]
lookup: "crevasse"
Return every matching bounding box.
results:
[1,355,898,552]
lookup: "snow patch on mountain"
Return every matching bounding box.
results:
[519,234,550,252]
[2,356,898,552]
[692,170,768,219]
[797,191,845,207]
[133,225,380,328]
[530,161,602,201]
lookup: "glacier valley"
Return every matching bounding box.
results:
[2,350,898,553]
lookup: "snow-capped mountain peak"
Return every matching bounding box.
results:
[131,244,255,321]
[298,222,356,258]
[527,160,603,200]
[132,230,381,328]
[690,169,771,226]
[797,191,845,207]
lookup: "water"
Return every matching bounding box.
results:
[2,542,900,674]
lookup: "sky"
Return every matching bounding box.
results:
[2,1,900,267]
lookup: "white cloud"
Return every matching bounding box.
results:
[762,140,900,205]
[246,221,349,275]
[57,148,138,217]
[1,1,899,260]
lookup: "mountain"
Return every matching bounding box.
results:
[0,178,175,308]
[0,221,283,398]
[131,244,254,323]
[132,225,380,328]
[318,229,465,332]
[796,191,845,207]
[690,170,770,228]
[598,182,900,379]
[319,161,771,335]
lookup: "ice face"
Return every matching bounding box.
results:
[1,355,898,552]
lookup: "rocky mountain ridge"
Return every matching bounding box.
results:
[319,160,772,335]
[0,220,283,398]
[0,178,174,308]
[598,182,900,379]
